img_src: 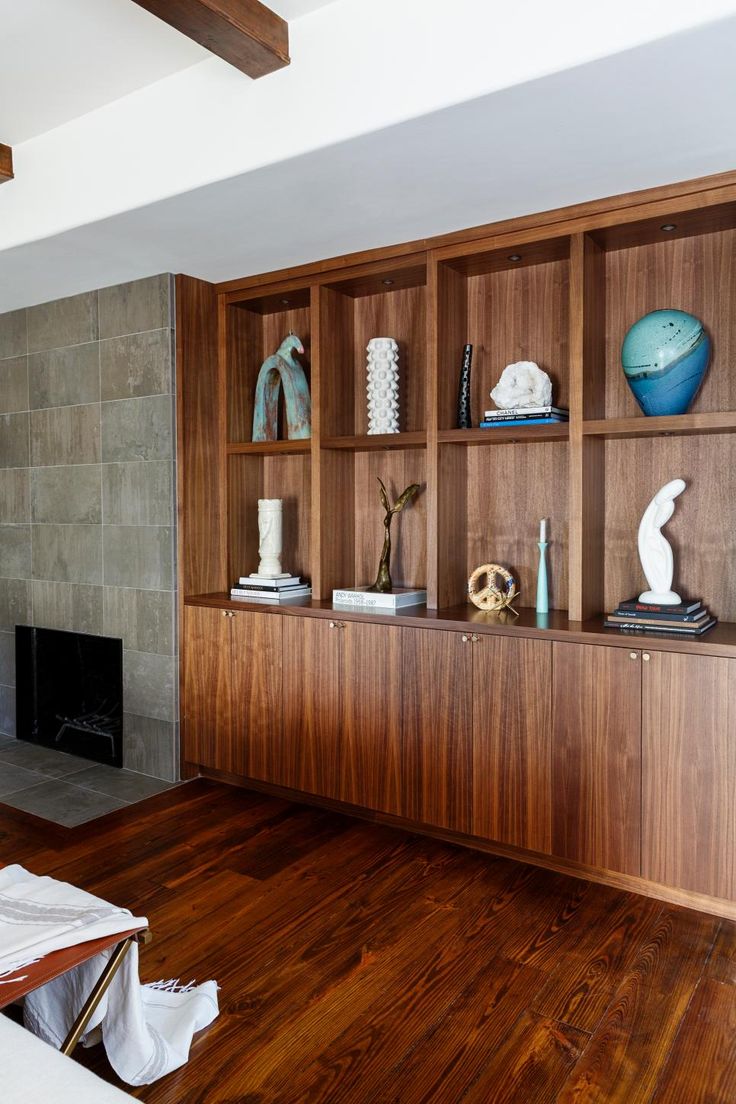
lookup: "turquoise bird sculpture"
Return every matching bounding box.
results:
[252,333,312,441]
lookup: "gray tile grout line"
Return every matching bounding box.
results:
[0,325,173,362]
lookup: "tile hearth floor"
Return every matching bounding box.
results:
[0,736,179,826]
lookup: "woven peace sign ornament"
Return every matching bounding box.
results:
[467,564,520,613]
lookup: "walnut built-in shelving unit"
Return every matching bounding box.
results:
[177,169,736,644]
[177,170,736,919]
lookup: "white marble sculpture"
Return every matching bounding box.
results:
[251,498,287,579]
[637,478,687,604]
[366,338,400,434]
[490,360,552,409]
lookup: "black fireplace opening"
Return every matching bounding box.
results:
[16,626,123,767]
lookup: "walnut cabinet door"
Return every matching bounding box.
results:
[642,650,736,900]
[551,642,642,875]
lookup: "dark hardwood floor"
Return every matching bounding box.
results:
[1,780,735,1102]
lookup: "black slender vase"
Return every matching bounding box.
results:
[457,343,473,429]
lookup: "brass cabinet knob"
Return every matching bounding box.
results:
[629,651,638,660]
[329,620,345,629]
[461,634,469,643]
[471,633,479,643]
[643,652,650,661]
[222,610,228,617]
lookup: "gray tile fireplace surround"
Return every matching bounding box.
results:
[0,275,179,784]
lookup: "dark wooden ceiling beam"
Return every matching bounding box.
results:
[132,0,289,78]
[0,144,13,184]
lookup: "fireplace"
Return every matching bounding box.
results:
[16,626,123,767]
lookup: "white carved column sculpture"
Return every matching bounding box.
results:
[366,338,400,434]
[251,498,287,579]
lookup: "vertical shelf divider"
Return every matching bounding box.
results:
[569,232,606,621]
[426,252,440,609]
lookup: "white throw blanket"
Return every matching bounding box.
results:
[0,865,218,1086]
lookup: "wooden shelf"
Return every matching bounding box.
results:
[226,439,312,456]
[321,432,426,451]
[185,594,736,659]
[583,412,736,440]
[439,425,569,445]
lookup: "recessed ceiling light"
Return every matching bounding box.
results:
[382,279,394,286]
[660,224,677,232]
[508,253,522,262]
[280,298,290,305]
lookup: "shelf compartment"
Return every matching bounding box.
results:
[321,432,426,451]
[603,434,736,623]
[320,261,427,439]
[226,287,313,446]
[226,439,312,456]
[439,425,569,445]
[584,206,736,420]
[435,439,568,611]
[435,237,571,433]
[583,412,736,439]
[228,451,312,589]
[318,448,427,597]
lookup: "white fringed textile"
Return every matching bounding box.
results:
[0,866,218,1086]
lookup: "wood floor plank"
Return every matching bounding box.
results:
[556,908,719,1103]
[532,891,663,1031]
[704,920,736,986]
[652,977,736,1102]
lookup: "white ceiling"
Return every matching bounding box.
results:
[0,0,337,145]
[2,15,735,312]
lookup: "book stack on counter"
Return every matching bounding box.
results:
[604,597,717,636]
[230,576,312,603]
[479,406,569,429]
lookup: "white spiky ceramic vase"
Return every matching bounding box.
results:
[366,338,399,434]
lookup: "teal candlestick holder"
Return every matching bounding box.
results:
[536,541,549,614]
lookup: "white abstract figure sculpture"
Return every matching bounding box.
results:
[251,498,287,579]
[490,361,552,409]
[637,478,687,604]
[366,338,400,434]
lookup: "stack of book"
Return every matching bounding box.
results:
[604,597,717,636]
[479,406,569,429]
[230,576,312,603]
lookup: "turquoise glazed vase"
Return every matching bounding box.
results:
[621,309,710,416]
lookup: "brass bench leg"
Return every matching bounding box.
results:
[60,936,135,1056]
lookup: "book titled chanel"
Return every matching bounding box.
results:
[332,587,427,610]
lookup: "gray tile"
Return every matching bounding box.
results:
[0,356,29,413]
[0,413,30,468]
[100,329,171,402]
[123,649,175,722]
[31,580,103,635]
[0,685,16,736]
[31,465,102,524]
[101,395,173,462]
[0,631,14,686]
[0,526,31,579]
[0,761,48,797]
[0,309,27,360]
[27,291,98,354]
[0,469,30,523]
[30,405,100,466]
[0,579,31,632]
[103,587,173,654]
[1,778,127,826]
[103,525,173,590]
[28,343,100,409]
[71,763,173,802]
[32,524,102,584]
[0,741,96,778]
[99,275,171,339]
[102,461,173,526]
[123,713,178,781]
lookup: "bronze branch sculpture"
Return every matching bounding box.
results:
[368,477,420,593]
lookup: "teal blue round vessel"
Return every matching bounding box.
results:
[621,309,710,416]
